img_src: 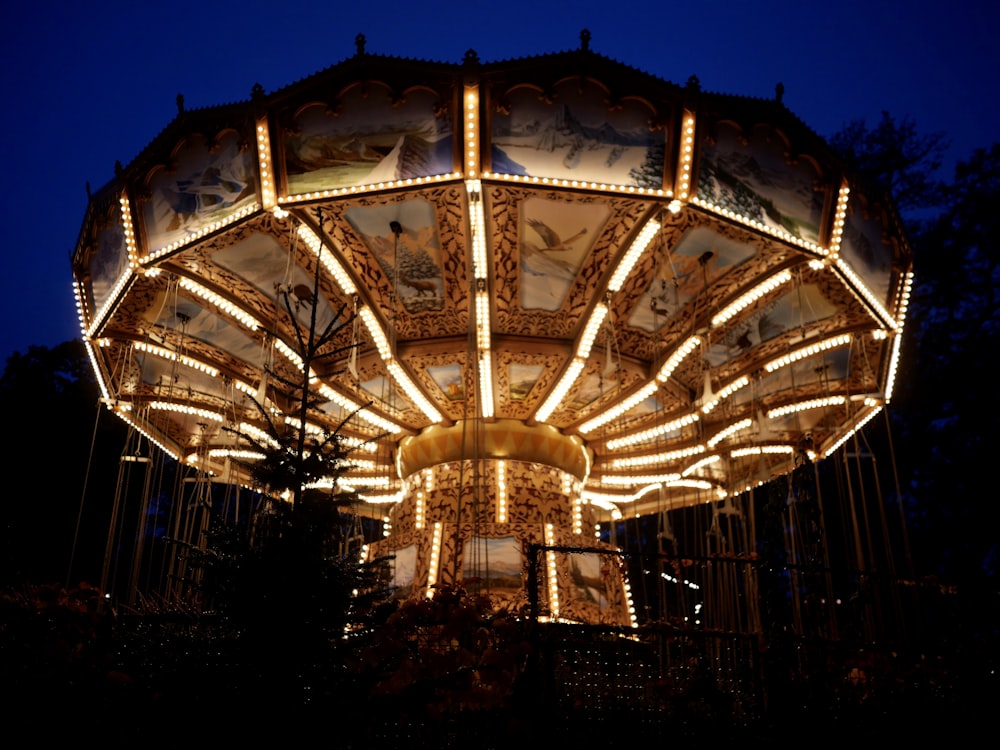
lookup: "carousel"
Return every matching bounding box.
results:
[71,32,912,629]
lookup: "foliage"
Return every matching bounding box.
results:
[352,585,533,726]
[893,143,1000,584]
[829,110,949,226]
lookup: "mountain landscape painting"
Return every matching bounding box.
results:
[284,86,453,194]
[697,122,823,244]
[491,80,665,188]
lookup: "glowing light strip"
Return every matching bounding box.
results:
[479,351,494,419]
[133,342,219,377]
[427,521,443,596]
[497,460,507,523]
[730,445,795,457]
[766,395,846,419]
[690,196,825,255]
[706,418,753,448]
[149,401,224,422]
[578,381,658,434]
[279,172,459,204]
[111,405,180,460]
[835,258,897,330]
[475,288,491,350]
[611,444,705,468]
[464,85,480,179]
[256,119,276,209]
[822,406,883,458]
[387,362,442,423]
[828,184,851,253]
[534,358,585,423]
[676,112,696,200]
[273,338,304,370]
[85,340,112,402]
[467,181,489,278]
[283,415,324,435]
[895,270,914,326]
[602,473,681,486]
[681,454,720,477]
[545,524,560,618]
[584,483,661,508]
[208,449,266,460]
[238,422,280,448]
[358,491,403,504]
[608,219,660,291]
[656,335,701,382]
[623,575,638,628]
[140,203,259,263]
[711,270,793,327]
[358,305,392,361]
[316,383,403,434]
[605,412,700,450]
[297,225,357,296]
[701,375,749,414]
[763,333,853,373]
[578,335,700,435]
[577,303,608,359]
[87,267,136,338]
[178,277,261,331]
[481,171,671,197]
[884,332,903,403]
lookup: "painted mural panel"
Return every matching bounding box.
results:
[213,232,340,334]
[839,199,894,306]
[492,81,665,188]
[464,536,522,597]
[391,544,418,598]
[427,364,465,401]
[508,363,544,401]
[152,297,260,365]
[567,551,610,609]
[703,283,837,367]
[284,87,453,194]
[88,202,130,315]
[144,132,256,253]
[628,226,757,332]
[697,123,823,243]
[345,200,444,313]
[520,197,607,310]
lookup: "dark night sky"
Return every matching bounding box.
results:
[2,0,996,365]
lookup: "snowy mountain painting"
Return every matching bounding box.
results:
[285,86,453,194]
[697,123,823,244]
[143,132,257,253]
[492,82,665,188]
[345,200,445,313]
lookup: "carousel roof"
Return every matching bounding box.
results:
[71,36,912,517]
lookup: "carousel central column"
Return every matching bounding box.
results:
[368,419,636,625]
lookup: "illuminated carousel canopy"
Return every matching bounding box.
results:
[72,36,912,621]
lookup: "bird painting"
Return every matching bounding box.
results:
[525,219,588,254]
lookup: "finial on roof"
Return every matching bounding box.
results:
[580,29,591,51]
[176,93,184,113]
[686,75,701,92]
[355,33,366,56]
[464,48,479,65]
[114,160,124,179]
[251,82,265,102]
[775,82,785,104]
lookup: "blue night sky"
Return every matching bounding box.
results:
[1,0,996,364]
